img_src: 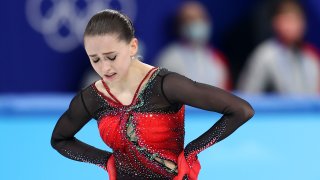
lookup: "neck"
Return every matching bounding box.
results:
[276,36,302,49]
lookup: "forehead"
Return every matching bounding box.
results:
[179,3,208,22]
[276,3,303,17]
[84,34,127,54]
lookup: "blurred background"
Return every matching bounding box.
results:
[1,0,320,179]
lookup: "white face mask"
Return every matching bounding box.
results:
[181,20,211,45]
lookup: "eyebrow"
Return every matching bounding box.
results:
[88,51,116,57]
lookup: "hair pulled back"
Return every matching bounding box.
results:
[84,9,135,43]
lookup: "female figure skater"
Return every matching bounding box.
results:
[50,9,254,180]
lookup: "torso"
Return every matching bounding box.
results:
[158,43,228,88]
[259,39,320,93]
[87,67,185,179]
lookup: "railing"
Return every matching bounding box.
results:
[1,93,320,115]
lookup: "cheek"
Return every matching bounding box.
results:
[119,50,131,64]
[118,57,131,70]
[90,62,103,76]
[115,56,131,74]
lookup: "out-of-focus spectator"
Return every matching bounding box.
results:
[155,1,232,90]
[238,0,320,94]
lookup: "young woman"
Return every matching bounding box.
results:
[50,9,254,180]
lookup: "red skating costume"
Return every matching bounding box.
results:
[51,67,253,180]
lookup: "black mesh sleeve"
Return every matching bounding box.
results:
[161,72,254,166]
[50,90,112,170]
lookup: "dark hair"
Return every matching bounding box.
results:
[271,0,304,18]
[84,9,135,43]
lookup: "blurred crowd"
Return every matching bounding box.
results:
[237,0,320,94]
[82,0,320,95]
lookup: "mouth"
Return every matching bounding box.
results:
[104,73,117,79]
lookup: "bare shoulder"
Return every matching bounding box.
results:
[94,80,105,93]
[140,61,155,71]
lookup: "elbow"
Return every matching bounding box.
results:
[240,102,255,122]
[51,133,73,151]
[50,134,61,150]
[232,101,254,123]
[50,136,57,150]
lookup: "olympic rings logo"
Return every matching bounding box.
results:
[26,0,137,53]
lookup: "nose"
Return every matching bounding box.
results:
[101,60,113,73]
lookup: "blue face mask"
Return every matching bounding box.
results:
[181,20,211,45]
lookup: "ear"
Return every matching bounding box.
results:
[129,38,138,56]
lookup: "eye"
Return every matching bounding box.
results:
[92,58,100,63]
[107,55,117,61]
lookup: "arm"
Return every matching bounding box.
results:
[50,90,112,170]
[161,72,254,167]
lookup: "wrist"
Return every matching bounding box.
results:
[184,150,198,168]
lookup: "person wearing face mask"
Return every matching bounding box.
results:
[238,0,320,94]
[155,1,232,90]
